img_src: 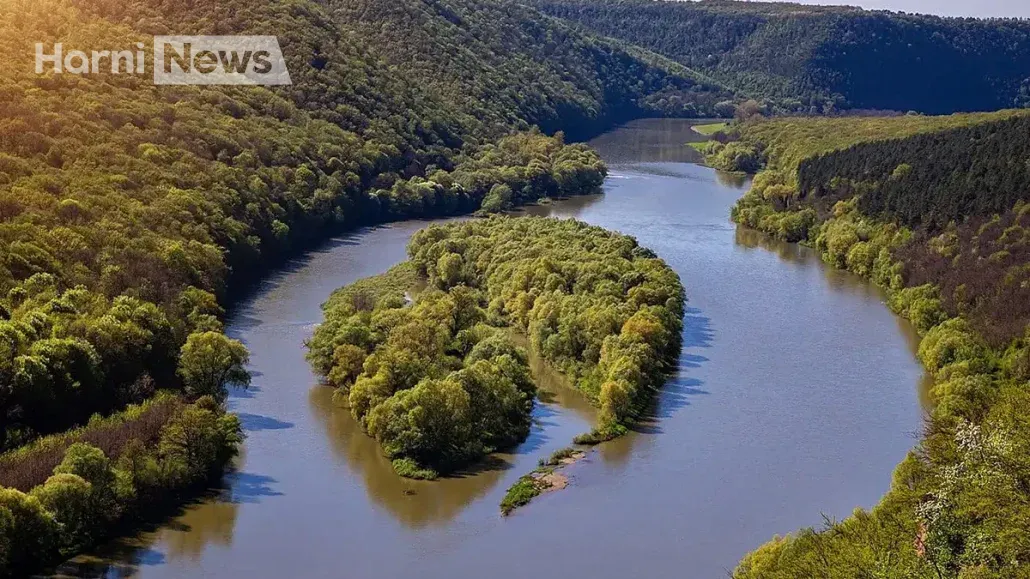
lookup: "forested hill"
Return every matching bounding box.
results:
[76,0,731,142]
[320,0,732,138]
[528,0,1030,115]
[0,0,725,454]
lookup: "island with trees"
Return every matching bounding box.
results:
[308,217,685,503]
[0,0,709,571]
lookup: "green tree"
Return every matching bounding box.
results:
[31,473,93,549]
[177,332,251,402]
[481,184,513,213]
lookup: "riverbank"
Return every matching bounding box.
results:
[308,217,684,510]
[49,120,927,579]
[0,396,242,577]
[710,114,1030,577]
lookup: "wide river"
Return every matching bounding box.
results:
[54,120,929,579]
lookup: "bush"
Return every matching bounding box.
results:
[0,488,58,574]
[500,475,542,516]
[177,332,251,403]
[918,319,993,379]
[31,474,93,549]
[391,458,439,480]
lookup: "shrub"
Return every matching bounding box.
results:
[918,319,993,379]
[0,488,58,573]
[31,474,93,549]
[500,476,542,516]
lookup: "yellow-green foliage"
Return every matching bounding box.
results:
[0,0,623,454]
[310,218,685,474]
[407,217,685,431]
[699,140,765,173]
[500,475,543,516]
[309,265,536,476]
[0,398,241,577]
[726,115,1030,579]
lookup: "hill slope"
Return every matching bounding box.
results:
[320,0,733,138]
[0,0,726,450]
[529,0,1030,114]
[714,112,1030,578]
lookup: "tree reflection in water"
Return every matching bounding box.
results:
[45,488,241,578]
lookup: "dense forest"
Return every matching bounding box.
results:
[0,0,708,455]
[309,217,685,478]
[0,0,725,573]
[322,0,734,138]
[528,0,1030,114]
[712,113,1030,578]
[308,263,537,479]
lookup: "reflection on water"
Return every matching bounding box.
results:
[50,119,933,579]
[715,171,749,189]
[735,227,934,409]
[308,386,509,529]
[588,118,707,165]
[305,332,603,529]
[514,192,603,219]
[49,489,240,578]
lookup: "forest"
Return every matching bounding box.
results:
[709,113,1030,578]
[0,0,694,461]
[321,0,735,138]
[528,0,1030,115]
[308,217,685,477]
[0,0,724,573]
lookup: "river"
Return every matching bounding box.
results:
[51,119,929,579]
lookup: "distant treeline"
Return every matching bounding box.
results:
[323,0,735,139]
[529,0,1030,115]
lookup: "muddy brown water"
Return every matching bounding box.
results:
[51,119,929,579]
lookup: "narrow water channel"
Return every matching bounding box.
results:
[52,119,929,579]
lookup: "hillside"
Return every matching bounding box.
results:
[0,0,728,449]
[716,113,1030,577]
[528,0,1030,114]
[322,0,733,139]
[0,0,735,573]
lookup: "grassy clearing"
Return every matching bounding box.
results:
[692,121,729,136]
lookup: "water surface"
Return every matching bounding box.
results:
[54,119,928,579]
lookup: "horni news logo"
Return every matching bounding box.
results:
[34,36,292,86]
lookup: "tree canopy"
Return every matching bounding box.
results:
[309,218,685,476]
[530,0,1030,115]
[714,112,1030,579]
